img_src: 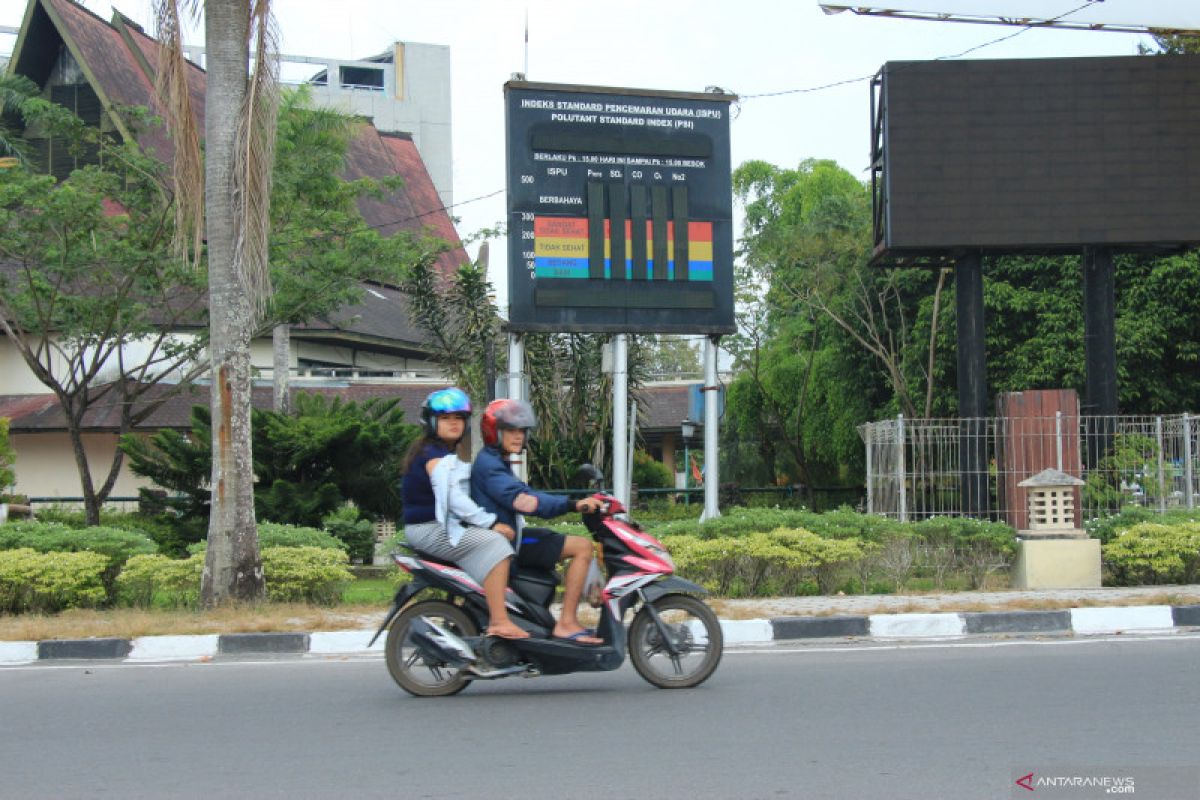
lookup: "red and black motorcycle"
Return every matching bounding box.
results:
[370,472,722,696]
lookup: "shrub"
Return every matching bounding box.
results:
[0,521,158,597]
[664,529,866,597]
[261,545,353,604]
[0,417,15,496]
[1103,522,1200,586]
[1086,507,1200,545]
[31,508,186,559]
[115,554,204,608]
[322,506,376,563]
[632,450,672,489]
[0,548,108,613]
[188,522,346,555]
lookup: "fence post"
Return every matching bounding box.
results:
[897,414,907,522]
[1184,413,1194,510]
[1155,416,1166,513]
[865,422,874,515]
[1055,411,1063,473]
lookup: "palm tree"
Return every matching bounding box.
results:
[0,74,38,162]
[154,0,279,604]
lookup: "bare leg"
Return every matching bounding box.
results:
[553,537,601,644]
[483,558,528,639]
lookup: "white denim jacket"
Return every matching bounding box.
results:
[431,454,497,546]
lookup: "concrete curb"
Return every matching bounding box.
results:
[2,604,1197,665]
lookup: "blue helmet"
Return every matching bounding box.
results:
[421,387,472,436]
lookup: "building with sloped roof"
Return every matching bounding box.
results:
[0,0,468,501]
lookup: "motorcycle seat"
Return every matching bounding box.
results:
[399,542,560,591]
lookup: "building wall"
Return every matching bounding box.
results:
[284,42,453,209]
[10,431,151,501]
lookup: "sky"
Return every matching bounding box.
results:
[2,0,1198,311]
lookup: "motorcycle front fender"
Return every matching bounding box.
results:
[642,576,709,603]
[367,579,429,648]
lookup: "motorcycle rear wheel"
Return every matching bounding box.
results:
[629,594,723,689]
[385,599,478,697]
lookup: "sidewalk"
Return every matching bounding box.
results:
[2,585,1198,665]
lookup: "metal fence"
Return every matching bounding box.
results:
[859,414,1199,524]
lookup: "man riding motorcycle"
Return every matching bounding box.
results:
[471,399,603,645]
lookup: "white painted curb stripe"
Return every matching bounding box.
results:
[128,634,219,661]
[0,641,38,664]
[869,612,966,638]
[718,620,773,644]
[1069,605,1175,634]
[309,630,385,654]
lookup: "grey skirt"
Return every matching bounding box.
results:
[403,521,514,585]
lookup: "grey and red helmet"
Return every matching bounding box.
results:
[481,399,537,447]
[420,387,472,436]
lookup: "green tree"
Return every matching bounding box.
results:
[121,395,420,546]
[0,104,209,524]
[642,335,701,378]
[0,418,16,497]
[0,74,38,162]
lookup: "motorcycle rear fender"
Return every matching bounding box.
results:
[642,576,709,603]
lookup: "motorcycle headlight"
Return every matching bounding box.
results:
[647,543,675,571]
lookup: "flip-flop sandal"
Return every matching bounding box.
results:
[487,627,530,640]
[553,630,603,646]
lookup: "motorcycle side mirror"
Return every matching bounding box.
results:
[577,464,604,485]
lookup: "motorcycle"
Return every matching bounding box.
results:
[369,470,722,696]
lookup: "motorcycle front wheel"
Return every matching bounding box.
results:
[628,594,723,689]
[385,599,477,697]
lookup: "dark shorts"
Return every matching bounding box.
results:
[516,527,566,570]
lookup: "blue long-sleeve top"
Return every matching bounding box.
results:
[470,445,573,530]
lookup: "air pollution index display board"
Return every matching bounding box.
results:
[505,81,736,333]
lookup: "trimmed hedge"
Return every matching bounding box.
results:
[262,546,353,604]
[1103,522,1200,585]
[0,521,158,598]
[0,548,108,613]
[187,522,347,555]
[115,553,204,608]
[1086,507,1200,545]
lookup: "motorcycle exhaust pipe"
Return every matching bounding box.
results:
[409,616,478,667]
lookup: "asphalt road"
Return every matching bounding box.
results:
[2,634,1198,800]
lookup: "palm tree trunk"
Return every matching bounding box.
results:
[272,324,290,413]
[201,0,264,605]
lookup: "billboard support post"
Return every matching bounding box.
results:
[612,334,630,509]
[701,335,721,522]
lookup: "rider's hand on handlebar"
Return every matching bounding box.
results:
[575,497,602,514]
[492,522,516,541]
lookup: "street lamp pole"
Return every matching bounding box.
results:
[681,419,696,505]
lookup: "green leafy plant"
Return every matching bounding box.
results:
[322,506,376,564]
[261,546,354,604]
[188,522,346,555]
[0,548,108,613]
[1083,433,1165,513]
[115,553,204,608]
[0,417,16,497]
[1103,522,1200,585]
[0,521,158,598]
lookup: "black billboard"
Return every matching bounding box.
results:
[504,81,736,333]
[872,55,1200,260]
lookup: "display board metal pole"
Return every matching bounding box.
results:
[612,334,630,508]
[701,336,721,522]
[507,332,527,481]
